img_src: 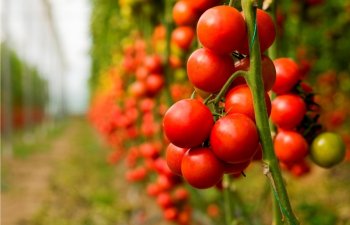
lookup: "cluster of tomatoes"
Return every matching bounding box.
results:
[163,4,277,189]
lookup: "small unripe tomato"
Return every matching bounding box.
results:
[310,132,346,168]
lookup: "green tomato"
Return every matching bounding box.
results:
[310,132,346,168]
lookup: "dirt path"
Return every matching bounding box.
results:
[1,121,78,225]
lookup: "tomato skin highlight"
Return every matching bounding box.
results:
[197,6,247,54]
[271,94,306,129]
[187,48,236,93]
[210,113,259,164]
[272,58,301,94]
[181,147,224,189]
[166,143,188,176]
[274,130,309,163]
[163,99,214,148]
[225,84,271,121]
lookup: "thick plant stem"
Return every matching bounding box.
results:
[241,1,299,225]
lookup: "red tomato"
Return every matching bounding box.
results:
[187,48,236,93]
[144,55,163,74]
[181,147,224,189]
[225,84,271,121]
[163,99,214,148]
[173,187,189,202]
[171,26,195,51]
[222,160,251,174]
[210,113,259,163]
[129,81,146,98]
[197,6,246,54]
[157,192,174,209]
[271,94,306,129]
[274,130,309,163]
[166,143,188,176]
[172,1,199,26]
[233,55,276,91]
[237,9,276,55]
[184,0,221,13]
[272,58,301,94]
[164,207,178,221]
[145,74,164,97]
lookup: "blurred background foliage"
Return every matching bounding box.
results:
[1,44,48,130]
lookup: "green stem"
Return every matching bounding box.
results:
[211,70,248,105]
[242,1,299,225]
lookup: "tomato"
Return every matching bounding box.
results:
[289,160,310,177]
[145,74,164,97]
[271,94,306,129]
[129,81,146,98]
[140,142,160,159]
[210,113,259,163]
[163,99,214,148]
[236,9,276,55]
[225,84,271,121]
[233,55,276,91]
[187,48,236,93]
[252,144,263,161]
[172,1,199,26]
[173,187,189,202]
[272,58,301,94]
[135,66,148,81]
[144,55,163,74]
[171,26,195,51]
[184,0,221,13]
[157,192,174,209]
[222,160,251,174]
[166,143,188,176]
[164,207,178,221]
[197,6,246,54]
[274,130,309,163]
[310,132,346,168]
[181,147,224,189]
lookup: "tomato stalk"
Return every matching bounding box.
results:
[242,0,299,225]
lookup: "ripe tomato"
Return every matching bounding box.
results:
[187,48,236,93]
[171,26,195,51]
[225,84,271,121]
[310,132,346,168]
[145,74,164,97]
[274,130,309,163]
[233,55,276,91]
[184,0,221,13]
[271,94,306,129]
[222,160,251,174]
[157,192,174,209]
[272,58,301,94]
[144,55,163,74]
[210,113,259,163]
[181,147,224,189]
[163,99,214,148]
[172,1,199,26]
[197,6,246,54]
[164,207,178,221]
[166,143,188,176]
[236,9,276,55]
[129,81,146,98]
